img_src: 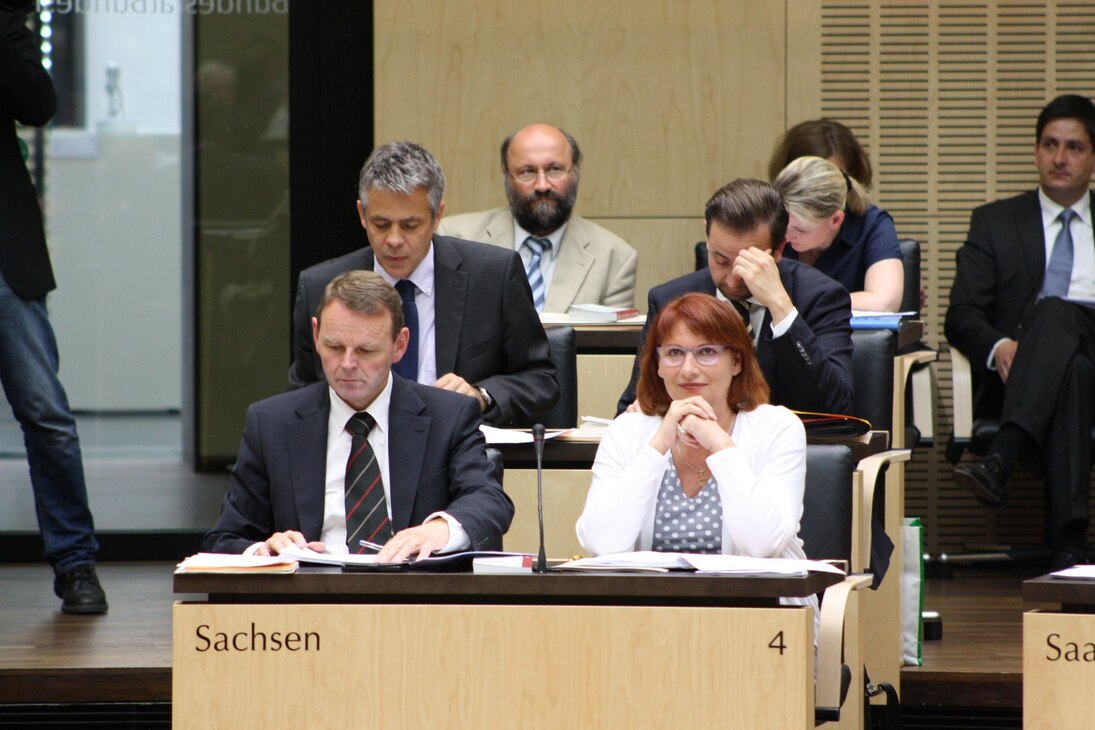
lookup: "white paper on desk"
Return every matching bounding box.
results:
[557,551,694,572]
[538,311,646,325]
[278,544,382,567]
[479,425,568,444]
[683,554,846,577]
[851,310,917,318]
[1051,564,1095,579]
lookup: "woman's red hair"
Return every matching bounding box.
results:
[636,293,770,416]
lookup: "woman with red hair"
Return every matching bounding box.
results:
[577,293,809,565]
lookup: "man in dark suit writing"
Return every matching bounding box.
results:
[618,178,854,416]
[205,271,514,562]
[288,140,558,428]
[948,94,1095,569]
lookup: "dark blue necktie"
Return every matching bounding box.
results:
[1042,208,1077,299]
[393,279,419,381]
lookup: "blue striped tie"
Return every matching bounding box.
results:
[524,236,550,312]
[1042,208,1077,299]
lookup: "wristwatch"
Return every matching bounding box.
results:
[477,386,493,410]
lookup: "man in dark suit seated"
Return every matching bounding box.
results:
[948,94,1095,569]
[204,271,514,562]
[617,178,854,416]
[288,140,558,428]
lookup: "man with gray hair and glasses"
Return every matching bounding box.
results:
[289,140,558,428]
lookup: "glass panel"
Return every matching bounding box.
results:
[1,4,288,477]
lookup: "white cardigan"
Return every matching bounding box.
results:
[577,404,809,560]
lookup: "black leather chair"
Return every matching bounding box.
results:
[851,329,895,435]
[694,240,708,271]
[898,238,920,315]
[799,444,864,725]
[537,326,578,428]
[484,446,505,550]
[801,445,855,566]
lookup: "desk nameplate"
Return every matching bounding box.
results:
[1024,610,1095,729]
[173,601,814,729]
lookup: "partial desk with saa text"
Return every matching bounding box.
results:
[1023,575,1095,729]
[173,568,841,730]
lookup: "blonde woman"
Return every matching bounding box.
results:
[774,156,903,312]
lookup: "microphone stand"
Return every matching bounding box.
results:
[532,423,548,573]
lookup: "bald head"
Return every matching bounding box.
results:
[500,123,582,174]
[500,124,582,236]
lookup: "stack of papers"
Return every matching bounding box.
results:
[556,551,846,576]
[1051,565,1095,579]
[849,310,917,330]
[279,545,384,567]
[280,544,531,570]
[176,553,299,574]
[479,425,568,445]
[555,416,610,442]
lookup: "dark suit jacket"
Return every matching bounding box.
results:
[944,189,1094,418]
[202,377,515,554]
[288,234,559,428]
[0,9,57,300]
[617,258,854,415]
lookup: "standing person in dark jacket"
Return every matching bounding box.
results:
[0,2,106,613]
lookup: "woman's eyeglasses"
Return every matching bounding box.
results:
[656,345,731,367]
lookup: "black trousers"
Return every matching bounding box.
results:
[1003,297,1095,538]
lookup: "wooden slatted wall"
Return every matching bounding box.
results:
[817,0,1095,553]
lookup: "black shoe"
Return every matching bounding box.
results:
[54,564,108,615]
[1051,545,1089,572]
[953,454,1010,507]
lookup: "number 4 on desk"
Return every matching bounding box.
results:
[768,631,786,655]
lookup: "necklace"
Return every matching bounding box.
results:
[674,444,710,493]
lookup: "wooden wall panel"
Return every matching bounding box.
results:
[374,0,787,217]
[813,0,1095,553]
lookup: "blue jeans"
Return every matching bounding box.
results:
[0,270,97,573]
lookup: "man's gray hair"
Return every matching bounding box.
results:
[358,141,446,220]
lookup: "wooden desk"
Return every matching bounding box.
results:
[1022,576,1095,728]
[174,569,840,729]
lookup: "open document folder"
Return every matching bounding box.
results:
[176,553,299,573]
[556,551,846,576]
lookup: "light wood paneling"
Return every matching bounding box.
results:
[577,354,634,420]
[811,0,1095,554]
[174,602,814,729]
[374,0,788,217]
[1024,611,1095,729]
[589,216,704,309]
[504,469,591,558]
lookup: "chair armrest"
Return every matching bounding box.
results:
[855,449,912,573]
[950,346,974,441]
[910,364,937,441]
[892,349,937,449]
[816,574,874,722]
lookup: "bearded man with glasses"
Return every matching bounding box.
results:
[440,123,638,313]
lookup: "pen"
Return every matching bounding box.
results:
[358,539,386,552]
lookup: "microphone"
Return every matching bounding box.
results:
[532,423,548,573]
